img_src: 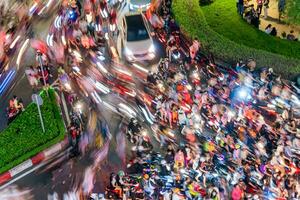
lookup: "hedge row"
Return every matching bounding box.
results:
[0,88,65,174]
[172,0,300,78]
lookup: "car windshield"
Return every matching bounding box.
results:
[130,0,151,6]
[126,15,149,42]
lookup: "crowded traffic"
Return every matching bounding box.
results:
[0,0,299,199]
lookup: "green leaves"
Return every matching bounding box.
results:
[0,89,65,173]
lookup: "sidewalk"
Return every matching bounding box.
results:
[250,0,300,39]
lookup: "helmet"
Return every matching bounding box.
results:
[143,174,149,179]
[173,188,180,193]
[118,170,125,177]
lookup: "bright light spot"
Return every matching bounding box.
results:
[133,63,149,73]
[186,84,192,91]
[228,110,235,117]
[96,62,108,74]
[64,83,71,90]
[17,39,29,69]
[75,102,82,111]
[10,35,20,49]
[148,44,155,53]
[141,130,147,137]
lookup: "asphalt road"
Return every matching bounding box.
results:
[0,12,58,131]
[0,1,166,199]
[6,107,125,199]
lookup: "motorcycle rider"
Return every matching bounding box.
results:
[107,172,122,198]
[128,118,141,143]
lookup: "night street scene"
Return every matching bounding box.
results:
[0,0,300,199]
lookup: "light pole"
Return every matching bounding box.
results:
[37,53,47,86]
[32,94,45,133]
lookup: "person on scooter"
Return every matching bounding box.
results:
[128,118,141,143]
[115,170,126,197]
[107,172,122,198]
[9,95,19,109]
[166,35,177,62]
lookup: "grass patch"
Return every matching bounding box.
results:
[0,88,65,174]
[285,0,300,26]
[172,0,300,78]
[201,0,300,59]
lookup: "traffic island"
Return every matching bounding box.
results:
[0,88,66,178]
[172,0,300,78]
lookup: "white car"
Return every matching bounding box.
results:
[121,13,155,62]
[128,0,151,11]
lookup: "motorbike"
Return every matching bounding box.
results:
[151,124,176,145]
[99,1,109,19]
[7,107,21,124]
[90,193,105,200]
[135,96,155,125]
[109,9,117,34]
[123,176,144,200]
[127,118,142,143]
[105,186,121,199]
[131,133,153,153]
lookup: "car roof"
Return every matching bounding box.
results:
[125,14,145,28]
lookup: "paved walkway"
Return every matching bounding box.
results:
[249,0,300,39]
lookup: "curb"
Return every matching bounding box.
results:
[0,137,69,185]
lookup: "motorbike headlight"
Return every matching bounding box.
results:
[125,47,133,56]
[129,3,135,10]
[64,83,71,90]
[168,131,175,138]
[141,130,147,137]
[145,3,151,9]
[148,44,155,53]
[193,72,199,79]
[194,123,200,129]
[186,84,192,91]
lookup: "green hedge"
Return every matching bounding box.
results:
[0,89,65,174]
[172,0,300,78]
[201,0,300,60]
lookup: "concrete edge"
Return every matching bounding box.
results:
[0,137,69,185]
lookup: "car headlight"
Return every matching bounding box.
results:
[125,47,133,56]
[129,3,134,10]
[148,44,155,53]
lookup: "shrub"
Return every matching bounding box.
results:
[172,0,300,79]
[0,88,65,173]
[200,0,300,60]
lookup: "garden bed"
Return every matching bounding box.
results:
[0,88,65,173]
[172,0,300,78]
